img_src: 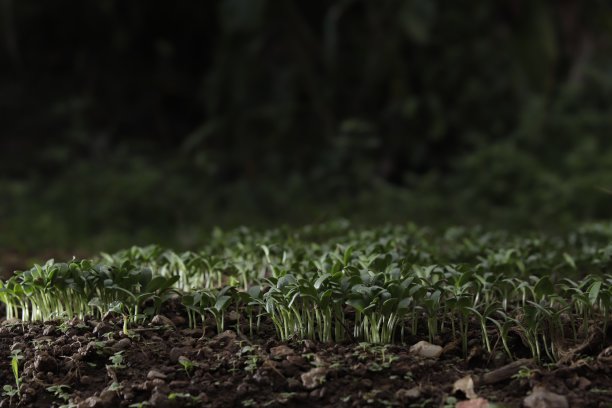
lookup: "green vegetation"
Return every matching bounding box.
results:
[3,349,24,402]
[1,222,611,363]
[2,1,612,254]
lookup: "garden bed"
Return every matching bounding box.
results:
[0,223,611,407]
[0,312,610,408]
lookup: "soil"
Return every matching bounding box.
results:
[0,304,610,408]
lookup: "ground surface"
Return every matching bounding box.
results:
[0,307,610,408]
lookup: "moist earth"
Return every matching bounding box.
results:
[0,309,610,408]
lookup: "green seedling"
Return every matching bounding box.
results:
[0,223,610,367]
[108,382,123,392]
[512,366,534,380]
[108,351,126,369]
[178,356,195,377]
[47,385,71,402]
[128,402,151,408]
[168,392,200,403]
[9,349,23,397]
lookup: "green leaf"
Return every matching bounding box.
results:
[214,295,231,311]
[534,276,554,298]
[563,253,576,270]
[589,281,602,305]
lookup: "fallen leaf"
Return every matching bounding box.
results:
[453,375,478,399]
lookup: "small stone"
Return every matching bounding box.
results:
[523,386,568,408]
[409,341,443,358]
[43,325,57,336]
[214,330,237,341]
[287,355,306,364]
[270,345,294,358]
[151,315,175,327]
[169,347,192,362]
[111,338,131,352]
[149,378,166,388]
[301,367,327,389]
[147,369,167,380]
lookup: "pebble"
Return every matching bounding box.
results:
[169,346,192,362]
[151,315,175,327]
[147,369,167,380]
[523,386,568,408]
[111,338,132,352]
[409,341,443,358]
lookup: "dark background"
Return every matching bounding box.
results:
[1,0,612,257]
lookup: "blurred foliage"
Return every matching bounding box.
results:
[1,0,612,251]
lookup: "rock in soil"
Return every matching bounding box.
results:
[111,337,132,352]
[147,369,168,380]
[151,315,176,327]
[409,340,443,358]
[523,386,569,408]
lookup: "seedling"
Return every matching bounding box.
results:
[168,392,200,403]
[512,366,534,380]
[178,356,195,377]
[108,351,126,369]
[9,349,23,398]
[0,223,609,371]
[47,385,72,402]
[108,382,123,392]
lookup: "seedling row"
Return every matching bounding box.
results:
[1,223,610,363]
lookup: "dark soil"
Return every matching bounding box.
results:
[0,308,610,408]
